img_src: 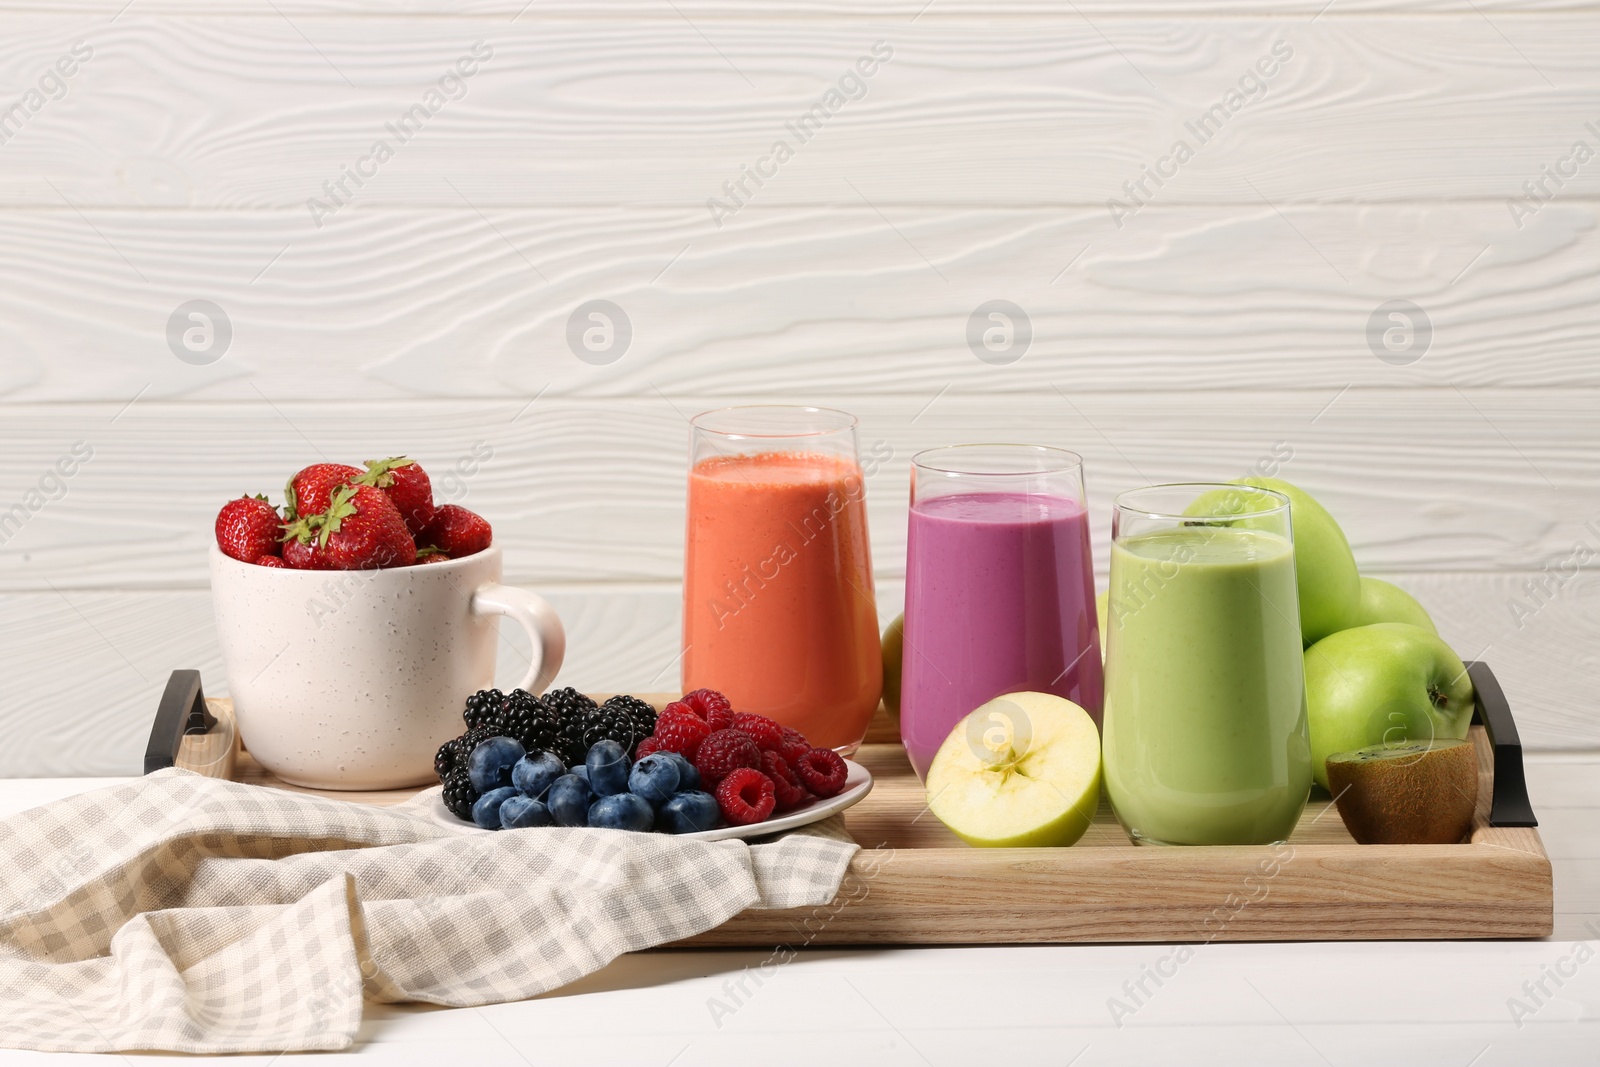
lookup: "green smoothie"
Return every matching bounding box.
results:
[1102,525,1312,845]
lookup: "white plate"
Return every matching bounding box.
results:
[426,758,873,841]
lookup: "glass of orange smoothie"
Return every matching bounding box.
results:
[682,406,882,753]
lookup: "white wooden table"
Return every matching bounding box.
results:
[0,763,1594,1067]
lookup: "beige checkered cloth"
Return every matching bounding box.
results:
[0,768,858,1054]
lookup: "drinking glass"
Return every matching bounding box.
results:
[900,444,1102,779]
[682,405,881,753]
[1101,483,1312,845]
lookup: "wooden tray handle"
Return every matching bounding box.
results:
[1465,660,1537,828]
[144,669,216,774]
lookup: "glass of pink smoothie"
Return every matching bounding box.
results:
[901,444,1103,779]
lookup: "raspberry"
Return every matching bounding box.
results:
[778,731,812,769]
[659,699,696,722]
[761,750,810,812]
[731,713,783,751]
[682,688,735,729]
[715,767,776,826]
[693,728,762,789]
[794,747,849,798]
[653,710,711,761]
[635,736,665,759]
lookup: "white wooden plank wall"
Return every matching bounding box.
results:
[0,3,1596,775]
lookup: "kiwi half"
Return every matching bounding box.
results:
[1326,738,1478,845]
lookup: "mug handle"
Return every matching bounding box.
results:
[471,584,567,694]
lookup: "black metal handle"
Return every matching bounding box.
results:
[1465,660,1537,828]
[144,670,216,775]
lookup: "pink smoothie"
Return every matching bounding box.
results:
[900,491,1103,778]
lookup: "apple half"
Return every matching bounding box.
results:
[925,692,1102,848]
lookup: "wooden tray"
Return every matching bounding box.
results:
[146,662,1552,943]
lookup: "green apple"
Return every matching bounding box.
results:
[1187,477,1361,645]
[1095,591,1108,661]
[881,613,904,717]
[1303,622,1475,790]
[1355,576,1437,634]
[926,691,1101,848]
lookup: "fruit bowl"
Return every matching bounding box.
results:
[423,759,872,841]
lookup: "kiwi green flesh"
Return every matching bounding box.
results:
[1327,738,1471,765]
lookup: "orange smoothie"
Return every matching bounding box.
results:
[682,450,882,751]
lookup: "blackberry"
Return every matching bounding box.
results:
[542,687,599,764]
[439,725,499,782]
[584,702,649,758]
[501,688,562,755]
[554,717,589,767]
[441,768,479,822]
[462,688,507,731]
[541,686,597,723]
[601,694,658,738]
[434,737,460,781]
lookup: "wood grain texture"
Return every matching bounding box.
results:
[690,727,1553,945]
[0,391,1595,591]
[0,17,1597,208]
[7,569,1599,777]
[171,707,1552,943]
[3,2,1593,14]
[0,202,1595,402]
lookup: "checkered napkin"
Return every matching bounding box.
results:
[0,769,858,1054]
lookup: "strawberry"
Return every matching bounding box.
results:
[214,495,283,563]
[285,463,362,522]
[255,556,287,568]
[415,552,452,565]
[282,530,331,570]
[295,484,417,570]
[355,456,435,536]
[418,504,492,558]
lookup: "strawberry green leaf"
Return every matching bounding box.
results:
[314,484,360,547]
[355,456,415,489]
[282,475,299,524]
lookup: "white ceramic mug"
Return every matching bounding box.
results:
[209,544,565,789]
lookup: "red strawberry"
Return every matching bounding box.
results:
[356,456,435,536]
[292,484,417,570]
[285,463,362,522]
[418,504,492,559]
[215,495,283,563]
[415,552,452,565]
[282,529,331,569]
[255,556,287,568]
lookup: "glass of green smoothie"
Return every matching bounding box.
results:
[1101,483,1313,846]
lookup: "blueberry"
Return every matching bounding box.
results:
[588,793,654,832]
[471,786,519,830]
[570,765,590,784]
[546,773,593,827]
[512,750,566,799]
[467,736,526,793]
[586,740,630,797]
[628,753,680,804]
[499,794,553,829]
[658,790,721,834]
[661,751,700,792]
